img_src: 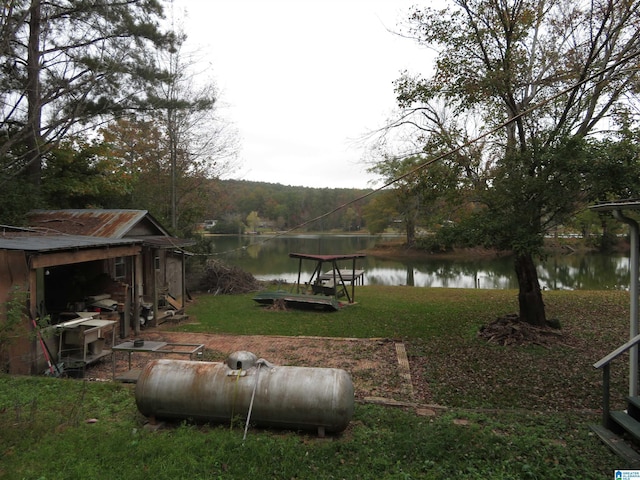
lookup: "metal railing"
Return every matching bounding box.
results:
[594,333,640,427]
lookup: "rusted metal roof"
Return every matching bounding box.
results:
[27,209,168,239]
[0,231,141,252]
[24,210,195,249]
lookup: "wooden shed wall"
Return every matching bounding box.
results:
[0,250,33,374]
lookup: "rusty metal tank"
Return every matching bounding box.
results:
[134,351,354,435]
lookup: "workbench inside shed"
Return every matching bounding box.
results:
[55,314,117,367]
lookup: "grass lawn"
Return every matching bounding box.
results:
[0,287,633,478]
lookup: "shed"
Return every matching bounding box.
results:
[0,210,194,375]
[27,209,194,327]
[0,227,142,374]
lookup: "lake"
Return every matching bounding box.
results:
[206,234,631,290]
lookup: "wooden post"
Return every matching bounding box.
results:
[351,257,356,302]
[603,363,611,428]
[295,258,302,293]
[152,251,159,328]
[181,250,186,309]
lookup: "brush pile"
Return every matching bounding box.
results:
[199,259,261,294]
[478,314,563,347]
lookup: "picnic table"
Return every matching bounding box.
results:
[289,253,366,304]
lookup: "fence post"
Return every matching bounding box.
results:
[603,363,611,428]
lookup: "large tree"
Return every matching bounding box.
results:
[0,0,173,196]
[370,156,423,245]
[390,0,640,326]
[147,31,239,230]
[97,117,210,234]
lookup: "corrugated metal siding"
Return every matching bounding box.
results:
[0,233,141,251]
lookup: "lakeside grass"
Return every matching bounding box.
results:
[0,287,633,478]
[182,286,511,339]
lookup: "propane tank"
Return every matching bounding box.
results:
[135,352,354,435]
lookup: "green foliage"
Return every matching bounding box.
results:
[465,138,589,254]
[209,214,245,234]
[367,154,467,244]
[343,207,360,231]
[5,286,27,327]
[362,191,398,235]
[0,175,42,225]
[420,132,640,256]
[40,139,132,209]
[585,132,640,201]
[245,211,260,231]
[0,286,28,372]
[415,226,457,253]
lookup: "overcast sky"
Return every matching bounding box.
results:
[176,0,433,189]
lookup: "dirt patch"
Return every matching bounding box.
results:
[86,330,410,403]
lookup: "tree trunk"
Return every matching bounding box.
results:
[25,0,42,187]
[405,217,416,247]
[514,252,547,326]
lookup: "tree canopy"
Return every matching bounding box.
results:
[382,0,640,325]
[0,1,238,232]
[0,0,174,220]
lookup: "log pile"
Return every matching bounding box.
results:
[478,314,563,347]
[199,259,261,294]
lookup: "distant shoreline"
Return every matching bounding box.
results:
[364,236,629,260]
[199,230,629,259]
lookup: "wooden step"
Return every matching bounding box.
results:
[165,295,182,310]
[158,313,189,325]
[611,411,640,441]
[590,424,640,468]
[628,396,640,420]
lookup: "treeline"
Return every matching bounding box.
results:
[205,180,375,233]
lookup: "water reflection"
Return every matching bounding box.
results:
[207,234,631,290]
[537,254,629,290]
